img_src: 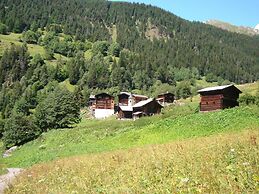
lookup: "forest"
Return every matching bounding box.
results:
[0,0,258,147]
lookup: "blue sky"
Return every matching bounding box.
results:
[111,0,259,28]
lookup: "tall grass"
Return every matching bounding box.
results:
[6,130,259,193]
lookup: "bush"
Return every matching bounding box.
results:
[21,30,38,44]
[239,94,257,106]
[3,114,40,148]
[175,81,192,99]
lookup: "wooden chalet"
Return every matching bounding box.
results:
[198,85,242,112]
[132,98,163,119]
[118,92,148,106]
[93,93,115,119]
[118,106,133,119]
[156,92,175,105]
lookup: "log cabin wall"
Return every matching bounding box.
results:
[133,100,162,115]
[118,94,129,106]
[157,93,174,103]
[95,94,114,110]
[200,94,223,111]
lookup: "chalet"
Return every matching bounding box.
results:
[156,92,175,105]
[118,106,133,119]
[93,93,115,119]
[198,85,242,112]
[132,98,163,119]
[118,92,148,106]
[117,92,148,119]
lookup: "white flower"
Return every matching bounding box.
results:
[242,162,250,166]
[181,178,189,183]
[230,149,235,152]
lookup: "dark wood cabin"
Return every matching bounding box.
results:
[118,106,133,119]
[133,98,163,119]
[198,85,242,112]
[157,92,175,105]
[94,93,115,110]
[118,92,148,106]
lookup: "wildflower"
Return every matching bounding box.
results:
[181,177,190,183]
[230,149,235,152]
[242,162,250,166]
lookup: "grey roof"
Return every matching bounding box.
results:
[133,98,154,108]
[119,92,131,96]
[89,94,96,99]
[119,92,148,98]
[119,106,133,112]
[197,84,241,93]
[133,111,144,115]
[133,94,148,98]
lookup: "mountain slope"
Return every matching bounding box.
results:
[0,0,259,83]
[206,20,259,36]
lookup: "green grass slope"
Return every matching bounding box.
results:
[6,129,259,193]
[1,105,258,168]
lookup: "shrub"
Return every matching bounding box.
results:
[3,114,40,148]
[239,93,258,106]
[21,30,38,44]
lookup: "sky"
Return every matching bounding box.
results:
[111,0,259,28]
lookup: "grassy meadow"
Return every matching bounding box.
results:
[6,129,259,193]
[1,105,258,169]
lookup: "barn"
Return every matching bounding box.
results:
[118,92,148,106]
[133,98,163,119]
[156,92,175,105]
[93,93,115,119]
[198,85,242,112]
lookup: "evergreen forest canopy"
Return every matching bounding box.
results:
[0,0,259,83]
[0,0,259,147]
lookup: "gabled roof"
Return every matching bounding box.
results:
[133,94,148,98]
[119,106,133,112]
[95,93,114,98]
[89,94,96,99]
[197,84,242,93]
[119,92,148,99]
[132,98,162,108]
[157,92,174,96]
[119,92,131,96]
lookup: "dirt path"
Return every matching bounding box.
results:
[0,168,23,194]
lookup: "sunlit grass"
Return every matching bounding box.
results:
[1,105,258,168]
[6,130,259,193]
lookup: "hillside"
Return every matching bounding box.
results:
[1,103,258,192]
[1,0,259,84]
[206,20,259,36]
